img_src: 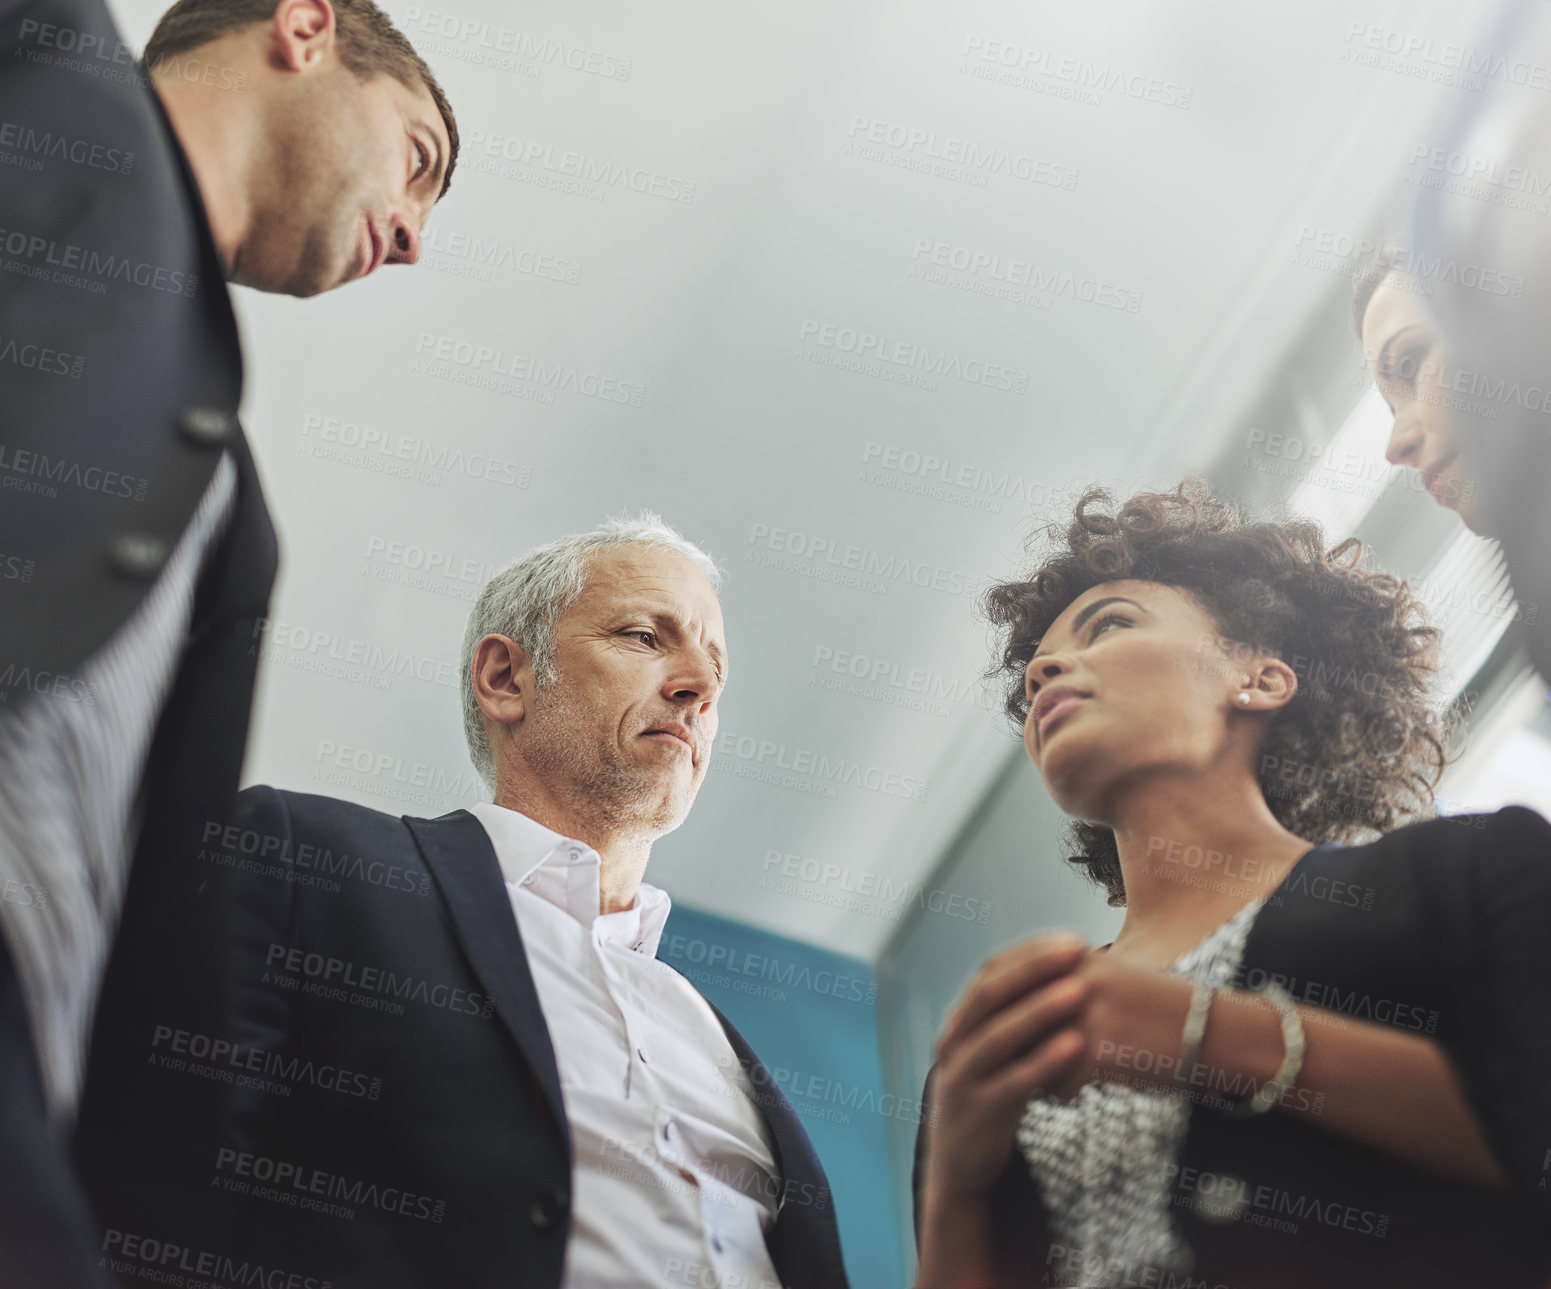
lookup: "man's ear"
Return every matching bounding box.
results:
[471,635,532,731]
[267,0,337,72]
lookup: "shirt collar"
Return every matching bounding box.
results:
[466,802,672,956]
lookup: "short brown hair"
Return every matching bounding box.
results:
[145,0,458,197]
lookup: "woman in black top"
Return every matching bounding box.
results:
[914,482,1551,1289]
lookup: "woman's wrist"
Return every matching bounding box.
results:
[916,1182,999,1288]
[1082,967,1195,1094]
[1190,985,1292,1106]
[1089,976,1287,1102]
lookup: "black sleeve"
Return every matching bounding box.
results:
[1445,805,1551,1215]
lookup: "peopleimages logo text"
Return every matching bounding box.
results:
[0,119,132,173]
[0,226,197,296]
[796,319,1030,392]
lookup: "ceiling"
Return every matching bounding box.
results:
[112,0,1509,962]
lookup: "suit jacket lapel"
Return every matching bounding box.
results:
[404,810,570,1152]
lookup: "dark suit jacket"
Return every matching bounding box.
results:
[77,787,852,1289]
[914,808,1551,1289]
[2,0,276,1282]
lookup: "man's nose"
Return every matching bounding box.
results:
[669,653,722,704]
[386,215,421,266]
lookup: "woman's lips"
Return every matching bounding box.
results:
[1421,453,1460,502]
[1033,692,1088,747]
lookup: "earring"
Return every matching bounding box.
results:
[1236,691,1252,706]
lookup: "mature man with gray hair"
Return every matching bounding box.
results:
[76,513,852,1289]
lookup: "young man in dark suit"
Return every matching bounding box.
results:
[0,0,456,1281]
[76,517,853,1289]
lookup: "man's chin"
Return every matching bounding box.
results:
[229,270,331,299]
[655,781,701,830]
[613,775,700,841]
[227,251,341,298]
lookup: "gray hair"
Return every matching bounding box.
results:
[459,511,724,793]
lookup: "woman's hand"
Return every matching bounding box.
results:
[915,932,1092,1288]
[924,946,1198,1217]
[923,933,1091,1209]
[1037,952,1196,1100]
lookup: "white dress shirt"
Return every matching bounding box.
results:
[467,802,785,1289]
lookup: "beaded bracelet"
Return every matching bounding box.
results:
[1176,977,1215,1086]
[1223,980,1305,1118]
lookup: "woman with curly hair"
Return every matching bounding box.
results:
[912,482,1551,1289]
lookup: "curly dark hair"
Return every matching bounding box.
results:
[984,480,1455,906]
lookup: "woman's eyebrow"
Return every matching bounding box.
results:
[1031,596,1144,659]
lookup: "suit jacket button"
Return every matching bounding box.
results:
[529,1186,568,1230]
[106,531,169,579]
[177,405,237,445]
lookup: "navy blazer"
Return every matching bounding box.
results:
[913,808,1551,1289]
[78,787,851,1289]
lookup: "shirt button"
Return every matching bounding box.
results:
[176,405,237,445]
[711,1236,724,1254]
[661,1120,677,1143]
[106,530,169,579]
[637,1047,648,1064]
